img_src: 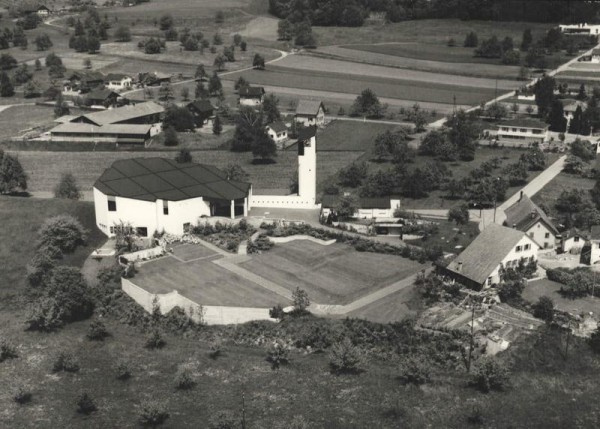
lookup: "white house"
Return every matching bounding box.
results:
[320,195,401,220]
[589,226,600,264]
[265,121,288,147]
[239,86,265,106]
[93,158,252,237]
[496,119,549,144]
[295,100,325,127]
[105,73,134,91]
[561,228,587,253]
[559,23,600,36]
[503,193,559,249]
[443,224,539,290]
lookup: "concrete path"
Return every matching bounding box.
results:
[324,115,413,127]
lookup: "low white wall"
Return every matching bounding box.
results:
[269,235,336,245]
[122,278,275,325]
[122,246,164,262]
[250,194,319,209]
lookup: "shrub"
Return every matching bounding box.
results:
[266,340,290,370]
[208,339,224,359]
[86,319,109,341]
[76,392,97,415]
[145,330,165,350]
[209,410,237,429]
[37,215,87,253]
[25,297,65,331]
[292,287,310,313]
[471,358,510,393]
[54,173,81,200]
[138,400,169,427]
[174,367,195,390]
[397,355,433,385]
[43,266,95,324]
[329,338,363,374]
[532,296,554,322]
[115,360,132,380]
[13,386,32,404]
[0,339,18,362]
[589,328,600,354]
[52,352,80,373]
[269,304,285,320]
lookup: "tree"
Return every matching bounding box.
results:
[208,72,223,97]
[158,83,174,102]
[195,64,206,80]
[521,28,533,51]
[233,34,242,47]
[329,338,363,374]
[234,76,249,92]
[0,150,27,194]
[54,93,69,118]
[175,148,192,164]
[23,80,40,98]
[12,27,27,49]
[45,266,95,323]
[159,14,173,31]
[253,53,265,70]
[447,110,479,161]
[195,81,209,99]
[262,93,281,123]
[240,40,247,52]
[406,103,428,132]
[34,33,52,51]
[501,36,514,52]
[464,31,478,47]
[163,127,178,146]
[76,393,97,415]
[292,287,310,312]
[338,161,368,187]
[34,58,41,71]
[475,36,502,58]
[577,83,587,101]
[13,64,32,86]
[163,105,195,131]
[215,10,225,23]
[252,130,277,161]
[223,163,248,181]
[485,103,508,120]
[37,214,87,253]
[534,75,556,116]
[213,54,226,71]
[294,20,316,47]
[54,173,81,200]
[351,88,383,118]
[335,194,357,220]
[533,296,554,322]
[547,99,567,132]
[448,204,470,225]
[83,58,92,69]
[114,25,131,42]
[0,71,12,97]
[213,33,223,45]
[278,19,293,41]
[471,358,510,393]
[212,114,222,135]
[144,37,161,54]
[180,86,190,101]
[570,138,596,161]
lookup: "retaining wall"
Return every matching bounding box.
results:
[122,246,164,262]
[269,235,336,246]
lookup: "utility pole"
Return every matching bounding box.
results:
[467,302,476,373]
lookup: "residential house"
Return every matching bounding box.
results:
[186,99,214,128]
[589,226,600,264]
[561,228,587,253]
[496,119,549,144]
[22,5,51,16]
[63,71,105,94]
[321,194,401,220]
[560,23,600,36]
[139,72,172,86]
[93,158,252,237]
[265,121,288,147]
[239,86,265,106]
[105,73,134,91]
[49,101,165,144]
[295,100,325,127]
[503,192,559,249]
[442,224,539,290]
[85,88,122,108]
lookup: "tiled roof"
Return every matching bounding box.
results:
[50,123,152,135]
[105,73,132,81]
[86,88,120,101]
[503,194,559,235]
[295,100,324,116]
[82,101,164,125]
[266,121,287,133]
[445,224,536,285]
[94,158,251,202]
[499,119,549,129]
[239,86,265,97]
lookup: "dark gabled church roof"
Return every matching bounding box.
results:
[94,158,251,202]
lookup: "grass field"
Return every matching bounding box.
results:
[0,105,58,140]
[531,172,596,219]
[524,278,600,315]
[404,218,480,254]
[240,241,423,305]
[223,65,498,106]
[8,150,362,195]
[134,253,286,307]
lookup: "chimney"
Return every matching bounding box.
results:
[512,224,517,229]
[456,262,463,273]
[519,191,523,201]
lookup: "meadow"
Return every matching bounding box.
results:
[531,172,596,218]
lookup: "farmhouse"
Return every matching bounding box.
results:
[186,99,214,128]
[295,100,325,127]
[265,121,288,147]
[93,158,252,237]
[496,118,549,144]
[442,224,539,290]
[23,4,51,16]
[105,73,134,91]
[320,195,401,220]
[503,192,559,249]
[239,86,265,106]
[85,88,122,108]
[63,71,105,94]
[72,101,164,126]
[139,72,171,86]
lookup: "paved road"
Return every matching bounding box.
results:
[324,115,413,127]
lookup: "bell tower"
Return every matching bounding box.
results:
[297,127,317,205]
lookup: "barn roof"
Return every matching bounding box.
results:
[295,100,324,116]
[94,158,251,202]
[82,101,164,125]
[50,123,152,136]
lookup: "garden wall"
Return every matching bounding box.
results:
[269,235,336,246]
[122,278,275,325]
[122,246,164,262]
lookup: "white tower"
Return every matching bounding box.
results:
[297,127,317,205]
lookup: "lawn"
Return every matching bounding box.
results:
[345,281,423,323]
[0,105,57,140]
[133,253,286,307]
[524,278,600,315]
[222,65,499,106]
[8,150,362,195]
[404,218,480,255]
[240,240,424,305]
[531,172,596,219]
[0,196,105,303]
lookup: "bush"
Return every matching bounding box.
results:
[115,360,132,380]
[26,251,58,288]
[397,355,433,385]
[329,338,363,374]
[54,173,81,200]
[138,400,169,427]
[37,214,87,253]
[76,392,97,415]
[208,339,224,359]
[532,296,554,322]
[25,297,65,331]
[145,330,165,349]
[0,339,17,362]
[52,352,80,373]
[86,319,109,341]
[292,287,310,313]
[266,340,290,370]
[174,367,195,390]
[209,410,237,429]
[13,386,32,404]
[247,234,274,254]
[269,304,285,320]
[471,358,510,393]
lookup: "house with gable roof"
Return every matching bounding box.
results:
[503,192,559,249]
[442,224,539,290]
[295,100,325,127]
[265,121,289,147]
[239,86,265,106]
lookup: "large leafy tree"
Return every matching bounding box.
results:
[262,94,281,124]
[351,88,383,118]
[0,150,27,194]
